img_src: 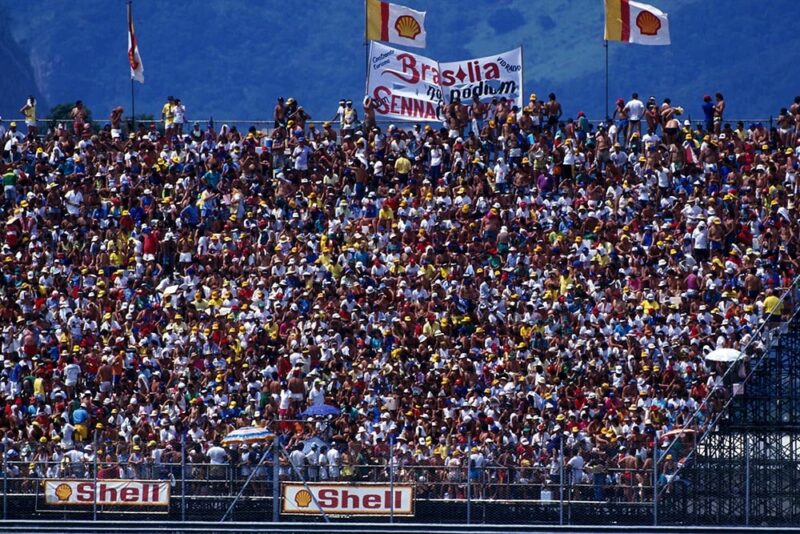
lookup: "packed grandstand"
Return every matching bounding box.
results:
[0,92,797,500]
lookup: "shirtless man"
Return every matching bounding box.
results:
[456,99,469,138]
[617,447,639,502]
[713,93,725,136]
[110,106,124,141]
[525,93,542,133]
[544,93,562,137]
[70,101,87,136]
[362,96,377,132]
[744,268,762,300]
[777,107,794,148]
[701,138,720,175]
[444,97,466,139]
[469,95,487,133]
[494,97,510,127]
[287,368,306,410]
[274,97,286,128]
[645,103,660,135]
[595,124,611,172]
[518,109,534,135]
[97,357,114,396]
[661,99,680,145]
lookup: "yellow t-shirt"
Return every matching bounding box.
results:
[109,251,122,267]
[329,263,343,280]
[764,295,782,315]
[559,274,572,295]
[34,377,45,397]
[162,103,175,125]
[642,299,660,314]
[378,206,394,221]
[395,157,411,175]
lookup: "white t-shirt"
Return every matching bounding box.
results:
[326,448,340,476]
[64,190,83,216]
[308,386,325,407]
[625,99,645,121]
[289,449,305,469]
[693,225,708,249]
[173,104,186,124]
[568,454,585,484]
[293,145,311,171]
[64,363,81,385]
[430,147,443,167]
[207,445,228,465]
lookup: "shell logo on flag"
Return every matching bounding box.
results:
[636,10,662,36]
[295,489,313,507]
[394,15,421,40]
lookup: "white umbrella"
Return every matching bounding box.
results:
[221,426,273,445]
[161,284,180,298]
[705,348,743,363]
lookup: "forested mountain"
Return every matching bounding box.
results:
[1,0,796,123]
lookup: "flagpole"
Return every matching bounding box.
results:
[604,39,609,122]
[364,0,371,102]
[128,0,136,131]
[520,42,525,109]
[364,0,369,75]
[131,78,136,131]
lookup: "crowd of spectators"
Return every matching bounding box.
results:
[0,91,797,501]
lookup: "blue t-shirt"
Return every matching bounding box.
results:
[702,101,714,122]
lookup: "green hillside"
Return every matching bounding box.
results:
[1,0,797,123]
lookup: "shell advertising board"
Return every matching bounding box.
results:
[44,479,170,507]
[282,482,414,516]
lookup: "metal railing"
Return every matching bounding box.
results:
[1,115,776,134]
[653,277,800,501]
[1,460,655,502]
[0,452,663,527]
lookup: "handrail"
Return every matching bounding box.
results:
[2,461,657,502]
[1,116,776,128]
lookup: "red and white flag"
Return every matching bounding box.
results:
[127,2,144,83]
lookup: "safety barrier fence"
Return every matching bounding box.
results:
[2,115,776,135]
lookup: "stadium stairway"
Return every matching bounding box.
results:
[661,317,800,526]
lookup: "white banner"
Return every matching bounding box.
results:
[366,41,442,122]
[44,479,170,507]
[440,48,523,108]
[366,43,524,122]
[282,482,414,516]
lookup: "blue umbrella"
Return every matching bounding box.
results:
[298,404,341,418]
[301,437,329,454]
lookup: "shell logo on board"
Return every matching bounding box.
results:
[55,483,73,501]
[294,489,313,507]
